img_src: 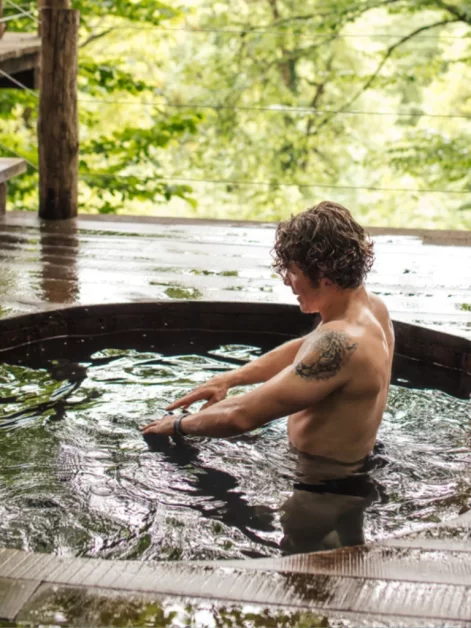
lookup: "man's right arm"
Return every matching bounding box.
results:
[166,334,308,411]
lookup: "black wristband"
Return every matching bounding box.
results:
[173,415,187,438]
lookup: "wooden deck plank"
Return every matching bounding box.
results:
[0,158,26,183]
[1,542,471,624]
[0,32,40,64]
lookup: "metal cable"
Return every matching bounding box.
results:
[0,68,38,96]
[79,173,470,195]
[0,141,38,170]
[4,0,39,24]
[77,98,471,120]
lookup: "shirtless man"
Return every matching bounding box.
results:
[141,201,394,466]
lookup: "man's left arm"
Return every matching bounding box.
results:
[140,328,358,439]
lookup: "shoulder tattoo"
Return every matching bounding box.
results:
[295,330,358,381]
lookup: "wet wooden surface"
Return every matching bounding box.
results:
[0,211,470,338]
[0,513,470,626]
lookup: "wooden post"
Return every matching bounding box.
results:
[37,0,46,35]
[0,182,6,215]
[38,0,79,219]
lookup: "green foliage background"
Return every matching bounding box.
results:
[1,0,471,227]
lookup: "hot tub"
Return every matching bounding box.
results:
[0,301,470,562]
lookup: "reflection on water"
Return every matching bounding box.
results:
[0,343,470,560]
[39,220,80,304]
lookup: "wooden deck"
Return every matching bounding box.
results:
[1,513,471,626]
[0,211,470,339]
[0,32,40,88]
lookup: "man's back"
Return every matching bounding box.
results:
[288,292,394,463]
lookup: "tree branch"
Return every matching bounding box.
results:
[259,35,339,79]
[312,18,461,135]
[434,0,471,24]
[257,10,346,29]
[266,0,297,90]
[80,27,116,49]
[244,0,404,31]
[267,0,281,21]
[305,54,334,138]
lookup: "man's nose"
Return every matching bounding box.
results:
[283,274,291,286]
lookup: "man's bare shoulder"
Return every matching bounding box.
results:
[368,292,393,325]
[366,291,395,349]
[295,324,360,381]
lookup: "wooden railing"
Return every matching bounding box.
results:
[0,159,27,214]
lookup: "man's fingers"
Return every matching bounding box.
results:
[165,399,186,411]
[139,419,160,432]
[141,424,164,435]
[142,427,156,435]
[166,389,206,411]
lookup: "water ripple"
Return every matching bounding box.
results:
[0,344,469,559]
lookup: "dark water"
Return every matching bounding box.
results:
[0,342,470,561]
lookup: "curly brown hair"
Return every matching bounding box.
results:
[272,201,374,289]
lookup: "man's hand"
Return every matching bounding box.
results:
[166,375,230,412]
[140,415,174,439]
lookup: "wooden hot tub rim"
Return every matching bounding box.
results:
[0,301,469,397]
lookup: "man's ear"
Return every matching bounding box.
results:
[320,277,333,288]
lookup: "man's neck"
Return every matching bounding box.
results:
[318,284,368,324]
